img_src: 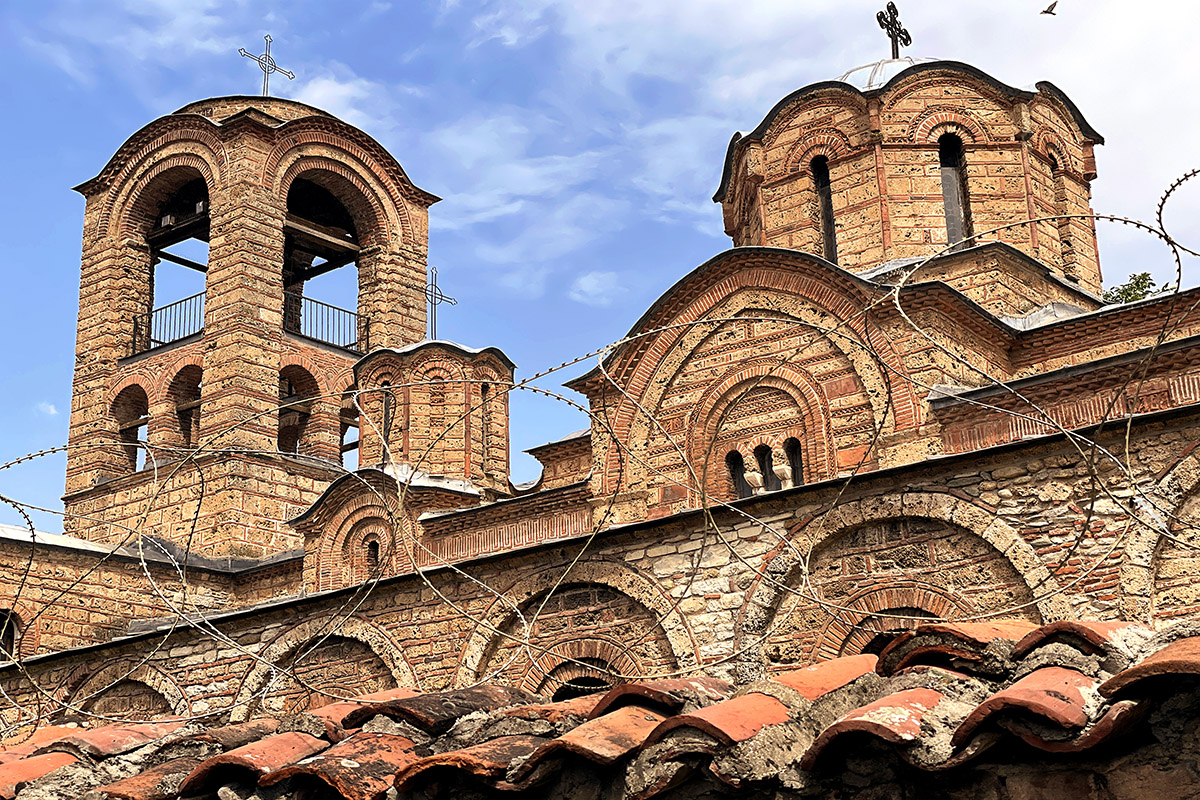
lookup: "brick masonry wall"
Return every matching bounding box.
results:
[7,410,1200,724]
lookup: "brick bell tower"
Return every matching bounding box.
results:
[63,96,439,557]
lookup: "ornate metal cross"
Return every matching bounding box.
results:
[425,266,457,340]
[877,3,912,59]
[238,35,295,97]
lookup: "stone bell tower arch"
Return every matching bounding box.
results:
[63,96,438,557]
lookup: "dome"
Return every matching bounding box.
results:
[837,57,939,90]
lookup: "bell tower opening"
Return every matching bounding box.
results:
[284,176,367,352]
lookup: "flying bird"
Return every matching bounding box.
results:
[1041,1,1057,14]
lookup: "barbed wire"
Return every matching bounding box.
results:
[0,174,1196,740]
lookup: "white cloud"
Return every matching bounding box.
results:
[36,403,58,417]
[569,270,625,307]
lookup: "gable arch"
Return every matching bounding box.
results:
[454,559,699,687]
[784,129,854,174]
[230,615,416,721]
[910,106,989,144]
[688,362,837,485]
[596,263,917,496]
[736,492,1069,676]
[56,658,188,720]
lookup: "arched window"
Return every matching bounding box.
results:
[111,385,149,472]
[938,133,973,251]
[726,451,752,499]
[0,611,19,661]
[365,539,380,575]
[811,155,837,264]
[278,366,319,455]
[755,445,782,492]
[168,366,202,449]
[784,437,803,487]
[340,393,360,471]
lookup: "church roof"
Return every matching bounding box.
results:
[4,619,1197,798]
[712,60,1104,203]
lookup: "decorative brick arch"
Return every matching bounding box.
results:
[596,257,917,496]
[279,354,331,398]
[94,121,226,237]
[230,615,416,721]
[811,581,973,661]
[688,362,837,485]
[1120,442,1200,622]
[107,374,157,408]
[275,152,400,250]
[454,559,699,686]
[520,636,643,694]
[0,602,41,660]
[737,492,1069,674]
[910,106,988,145]
[156,352,205,398]
[764,94,866,149]
[56,658,189,718]
[784,129,854,174]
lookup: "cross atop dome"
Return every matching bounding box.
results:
[877,3,912,60]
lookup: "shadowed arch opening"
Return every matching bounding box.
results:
[112,384,149,473]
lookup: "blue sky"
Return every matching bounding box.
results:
[0,0,1197,531]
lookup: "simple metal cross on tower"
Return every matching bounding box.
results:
[425,266,458,340]
[239,35,295,97]
[877,3,912,59]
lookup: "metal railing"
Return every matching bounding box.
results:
[284,292,369,353]
[131,292,204,355]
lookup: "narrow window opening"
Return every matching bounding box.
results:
[0,611,19,660]
[784,437,803,487]
[169,366,203,450]
[938,133,973,251]
[755,445,782,492]
[278,367,318,456]
[112,385,149,473]
[365,539,380,574]
[139,175,209,355]
[811,156,837,264]
[726,451,751,499]
[340,411,360,472]
[480,383,490,473]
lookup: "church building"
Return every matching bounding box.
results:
[0,21,1199,799]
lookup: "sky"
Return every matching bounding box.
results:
[0,0,1197,532]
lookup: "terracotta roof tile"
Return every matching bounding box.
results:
[1011,620,1146,659]
[181,718,281,751]
[513,704,669,781]
[773,654,877,699]
[0,751,77,799]
[1100,635,1200,697]
[260,730,421,800]
[587,677,734,719]
[645,692,790,747]
[393,734,547,793]
[341,685,538,732]
[878,620,1038,676]
[179,731,328,794]
[1007,698,1146,753]
[92,755,202,800]
[306,686,421,736]
[801,687,945,770]
[952,666,1097,748]
[501,692,605,724]
[41,721,183,759]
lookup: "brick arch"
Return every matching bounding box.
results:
[0,602,41,660]
[230,615,417,721]
[454,559,699,686]
[155,352,205,398]
[910,106,988,144]
[107,373,157,408]
[56,658,189,719]
[811,581,973,661]
[784,129,854,174]
[521,636,643,694]
[265,118,423,230]
[95,122,226,238]
[312,493,410,591]
[279,354,330,397]
[763,94,867,148]
[1035,129,1075,174]
[599,269,916,496]
[688,362,837,486]
[737,492,1069,676]
[1120,443,1200,622]
[275,151,400,250]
